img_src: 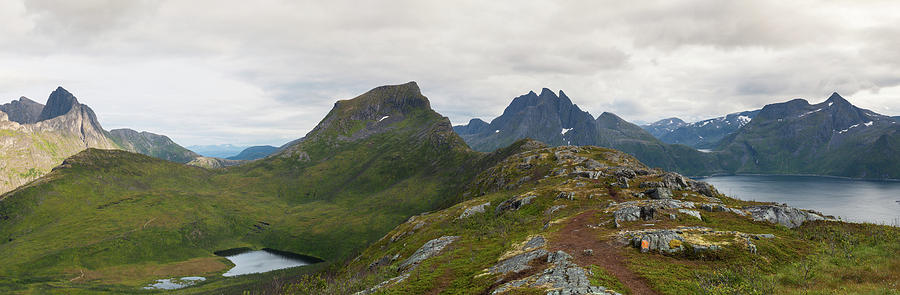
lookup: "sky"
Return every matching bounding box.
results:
[1,0,899,146]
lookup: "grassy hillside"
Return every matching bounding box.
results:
[281,146,899,294]
[0,82,523,293]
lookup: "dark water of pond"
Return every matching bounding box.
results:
[217,248,323,277]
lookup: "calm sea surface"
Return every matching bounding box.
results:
[696,175,900,225]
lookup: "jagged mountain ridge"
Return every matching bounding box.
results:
[642,117,686,138]
[715,93,900,178]
[453,89,720,176]
[0,97,43,124]
[650,109,760,149]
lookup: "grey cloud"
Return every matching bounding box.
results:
[2,0,900,145]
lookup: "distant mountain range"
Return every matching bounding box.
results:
[227,145,277,160]
[715,93,900,178]
[186,144,249,158]
[456,89,900,179]
[0,87,204,194]
[454,89,719,175]
[643,110,760,149]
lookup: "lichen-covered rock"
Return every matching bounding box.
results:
[457,202,491,220]
[611,199,697,223]
[398,236,459,271]
[545,205,567,216]
[523,236,547,250]
[744,205,825,228]
[556,191,576,200]
[496,195,537,215]
[678,209,702,219]
[490,249,549,274]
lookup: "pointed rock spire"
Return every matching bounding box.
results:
[38,87,80,122]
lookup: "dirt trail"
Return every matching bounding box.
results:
[550,210,659,295]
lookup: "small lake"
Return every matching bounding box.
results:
[219,248,322,277]
[144,276,205,290]
[697,175,900,225]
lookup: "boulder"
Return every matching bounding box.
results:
[644,188,673,199]
[626,230,685,253]
[744,205,825,228]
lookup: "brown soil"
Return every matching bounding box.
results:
[549,210,659,295]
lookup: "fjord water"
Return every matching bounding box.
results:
[222,250,316,277]
[698,175,900,225]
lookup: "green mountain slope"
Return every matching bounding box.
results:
[287,146,899,294]
[108,128,201,163]
[0,82,522,293]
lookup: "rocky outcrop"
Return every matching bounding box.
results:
[744,205,825,228]
[611,199,697,223]
[495,194,537,215]
[457,202,491,220]
[492,251,620,295]
[398,236,459,272]
[700,203,747,216]
[621,227,777,255]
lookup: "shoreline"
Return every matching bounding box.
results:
[689,172,900,182]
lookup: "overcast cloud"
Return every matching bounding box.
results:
[1,0,899,146]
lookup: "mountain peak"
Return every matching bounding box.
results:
[539,88,556,98]
[38,87,80,122]
[825,92,850,106]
